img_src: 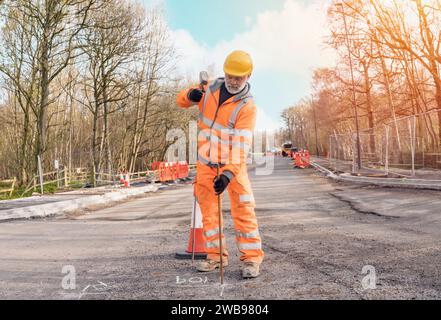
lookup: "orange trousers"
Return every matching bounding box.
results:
[195,163,264,264]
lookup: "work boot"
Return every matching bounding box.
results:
[196,259,228,272]
[241,261,260,278]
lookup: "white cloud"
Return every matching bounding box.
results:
[170,0,334,76]
[255,107,283,132]
[245,16,253,27]
[170,29,210,77]
[169,0,335,130]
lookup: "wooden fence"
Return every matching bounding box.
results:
[2,163,197,199]
[0,178,16,197]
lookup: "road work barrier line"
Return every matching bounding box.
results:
[310,161,441,191]
[310,161,338,178]
[150,161,191,182]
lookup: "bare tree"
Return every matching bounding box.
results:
[366,0,441,141]
[0,0,97,179]
[77,0,143,184]
[124,8,175,173]
[0,4,40,184]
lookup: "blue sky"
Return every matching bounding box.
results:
[141,0,334,130]
[162,0,287,47]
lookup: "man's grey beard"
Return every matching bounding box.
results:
[225,81,247,94]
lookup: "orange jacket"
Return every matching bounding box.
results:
[177,78,256,180]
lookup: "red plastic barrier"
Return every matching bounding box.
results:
[149,161,190,182]
[170,162,178,181]
[164,162,172,181]
[177,161,189,179]
[182,162,189,178]
[151,161,161,171]
[293,150,310,169]
[158,162,167,182]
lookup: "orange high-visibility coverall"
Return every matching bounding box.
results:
[177,78,264,264]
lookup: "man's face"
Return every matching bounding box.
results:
[225,73,250,94]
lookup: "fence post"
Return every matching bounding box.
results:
[9,177,16,197]
[64,169,68,187]
[334,130,340,172]
[385,125,389,176]
[37,155,44,195]
[352,133,356,174]
[379,130,383,169]
[329,135,332,170]
[409,116,416,177]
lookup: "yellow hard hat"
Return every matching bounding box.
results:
[223,50,253,77]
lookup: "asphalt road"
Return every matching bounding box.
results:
[1,157,440,300]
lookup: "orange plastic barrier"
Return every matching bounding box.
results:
[293,150,311,169]
[150,161,190,182]
[151,162,161,171]
[177,161,189,179]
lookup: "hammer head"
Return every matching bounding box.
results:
[199,71,208,86]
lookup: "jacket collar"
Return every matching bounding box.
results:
[209,77,253,102]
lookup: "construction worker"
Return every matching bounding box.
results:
[176,50,264,278]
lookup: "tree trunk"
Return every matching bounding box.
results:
[362,61,376,157]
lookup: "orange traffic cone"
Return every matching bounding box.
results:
[119,173,125,184]
[124,173,130,187]
[175,195,207,260]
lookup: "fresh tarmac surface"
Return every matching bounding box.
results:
[1,157,440,299]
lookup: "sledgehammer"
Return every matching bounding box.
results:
[216,165,224,285]
[199,71,208,92]
[191,71,209,265]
